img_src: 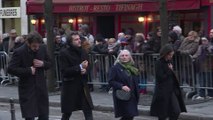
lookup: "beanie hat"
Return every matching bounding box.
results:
[160,44,174,58]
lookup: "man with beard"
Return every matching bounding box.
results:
[8,31,51,120]
[60,31,94,120]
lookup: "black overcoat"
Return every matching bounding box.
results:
[60,45,93,113]
[8,44,51,118]
[108,63,139,118]
[150,58,187,118]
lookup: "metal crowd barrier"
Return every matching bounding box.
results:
[0,52,18,86]
[56,52,213,98]
[3,51,213,98]
[0,51,10,85]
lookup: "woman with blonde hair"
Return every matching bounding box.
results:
[109,49,140,120]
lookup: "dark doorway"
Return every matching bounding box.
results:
[97,16,115,38]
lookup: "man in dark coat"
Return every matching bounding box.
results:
[60,31,94,120]
[8,32,51,120]
[150,44,187,120]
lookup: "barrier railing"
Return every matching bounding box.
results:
[0,52,18,86]
[55,53,199,90]
[2,51,213,98]
[0,51,10,85]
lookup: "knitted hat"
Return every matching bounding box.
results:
[160,44,174,58]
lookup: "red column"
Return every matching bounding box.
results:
[208,6,212,32]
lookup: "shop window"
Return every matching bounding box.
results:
[120,14,145,34]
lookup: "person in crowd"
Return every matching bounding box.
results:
[2,33,9,39]
[132,33,149,94]
[58,28,67,44]
[192,37,213,100]
[0,29,17,53]
[146,32,155,41]
[60,31,94,120]
[54,34,65,51]
[91,34,108,91]
[8,31,51,120]
[150,44,187,120]
[108,38,120,56]
[117,32,125,44]
[172,25,184,42]
[119,28,135,51]
[108,49,140,120]
[133,33,150,53]
[147,27,161,53]
[168,31,181,52]
[178,31,199,55]
[177,31,199,87]
[80,36,94,91]
[10,36,25,52]
[208,29,213,44]
[81,36,92,54]
[79,24,95,46]
[91,34,108,54]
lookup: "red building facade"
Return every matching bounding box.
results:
[26,0,213,38]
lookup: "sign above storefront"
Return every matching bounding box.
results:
[0,7,20,18]
[201,0,213,6]
[26,0,200,14]
[68,4,143,13]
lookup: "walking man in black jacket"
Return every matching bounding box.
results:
[60,31,94,120]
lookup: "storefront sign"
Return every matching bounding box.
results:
[26,0,200,14]
[0,7,20,18]
[68,4,143,13]
[201,0,213,6]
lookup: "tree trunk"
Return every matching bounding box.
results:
[159,0,169,47]
[44,0,55,92]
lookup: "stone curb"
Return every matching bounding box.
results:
[0,97,213,120]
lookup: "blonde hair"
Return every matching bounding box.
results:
[114,49,134,65]
[108,38,116,43]
[188,31,198,38]
[135,33,145,40]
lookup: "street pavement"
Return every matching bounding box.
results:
[0,102,158,120]
[0,86,213,120]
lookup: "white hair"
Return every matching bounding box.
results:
[173,25,182,35]
[114,49,134,65]
[118,32,125,38]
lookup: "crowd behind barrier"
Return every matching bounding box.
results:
[0,52,18,85]
[55,52,213,94]
[1,51,213,97]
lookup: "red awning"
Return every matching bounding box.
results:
[201,0,213,6]
[26,0,201,14]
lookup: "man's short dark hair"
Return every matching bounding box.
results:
[66,31,79,43]
[27,31,43,44]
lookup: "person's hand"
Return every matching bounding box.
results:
[168,63,173,70]
[33,59,44,68]
[31,66,36,75]
[81,60,88,69]
[81,68,87,75]
[122,86,131,92]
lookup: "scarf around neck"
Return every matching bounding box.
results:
[119,62,139,76]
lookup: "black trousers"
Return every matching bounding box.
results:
[61,97,93,120]
[25,115,48,120]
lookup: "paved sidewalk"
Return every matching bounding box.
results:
[0,86,213,120]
